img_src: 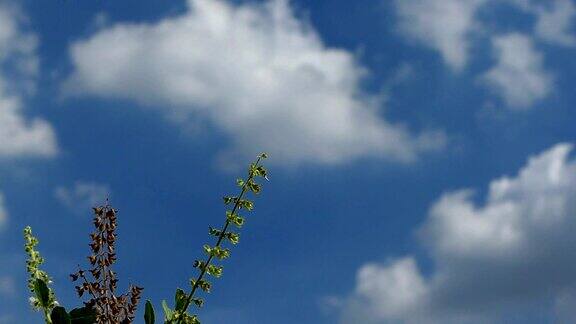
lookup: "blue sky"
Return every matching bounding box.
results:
[1,0,576,323]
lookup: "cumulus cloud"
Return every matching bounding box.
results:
[55,181,110,213]
[63,0,445,167]
[0,2,57,158]
[533,0,576,46]
[342,143,576,323]
[393,0,576,70]
[513,0,576,46]
[394,0,486,71]
[342,257,431,324]
[480,33,553,109]
[392,0,573,116]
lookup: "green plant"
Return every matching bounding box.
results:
[25,205,141,324]
[24,226,59,324]
[152,153,268,324]
[24,154,269,324]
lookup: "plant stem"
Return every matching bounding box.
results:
[43,308,52,324]
[176,156,263,324]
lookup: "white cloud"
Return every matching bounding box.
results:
[347,257,430,323]
[55,181,110,213]
[0,2,57,158]
[534,0,576,46]
[64,0,445,167]
[481,33,553,109]
[517,0,576,46]
[342,143,576,323]
[393,0,576,72]
[394,0,486,71]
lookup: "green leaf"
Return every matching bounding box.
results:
[50,306,71,324]
[175,288,188,312]
[34,278,50,308]
[162,300,173,321]
[69,306,96,324]
[144,300,155,324]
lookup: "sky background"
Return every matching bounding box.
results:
[0,0,576,323]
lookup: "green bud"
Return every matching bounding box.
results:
[212,246,230,260]
[191,279,211,293]
[208,227,221,237]
[226,232,240,245]
[191,298,204,308]
[203,245,212,256]
[226,211,244,228]
[247,179,261,194]
[206,265,223,278]
[238,199,254,211]
[193,260,206,271]
[222,196,235,205]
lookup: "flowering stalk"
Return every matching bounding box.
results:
[24,226,59,324]
[70,204,143,324]
[155,153,269,324]
[23,155,268,324]
[25,204,142,324]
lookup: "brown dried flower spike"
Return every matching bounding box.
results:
[70,204,143,324]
